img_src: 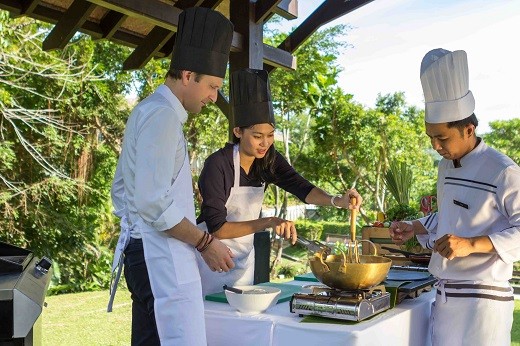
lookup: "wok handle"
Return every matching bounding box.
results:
[350,197,357,241]
[359,240,378,256]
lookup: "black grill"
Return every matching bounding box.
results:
[0,241,53,345]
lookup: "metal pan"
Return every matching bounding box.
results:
[309,253,392,290]
[408,255,431,264]
[381,246,431,264]
[299,236,392,290]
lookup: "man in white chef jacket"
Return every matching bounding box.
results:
[108,7,235,345]
[389,48,520,345]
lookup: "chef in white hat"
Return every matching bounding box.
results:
[389,48,520,345]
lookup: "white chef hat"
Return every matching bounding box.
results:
[420,48,475,123]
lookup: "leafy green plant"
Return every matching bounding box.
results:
[383,162,424,252]
[401,234,421,252]
[276,264,301,278]
[384,205,422,252]
[386,204,420,222]
[332,241,349,255]
[384,161,413,205]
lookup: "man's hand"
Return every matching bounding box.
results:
[201,238,235,272]
[433,234,476,260]
[268,217,297,245]
[389,221,415,245]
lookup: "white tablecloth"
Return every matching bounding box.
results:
[204,280,434,346]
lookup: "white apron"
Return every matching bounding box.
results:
[431,280,514,346]
[197,144,266,296]
[110,148,206,345]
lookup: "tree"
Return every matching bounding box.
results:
[483,118,520,164]
[0,13,133,293]
[266,25,349,212]
[265,26,350,274]
[300,90,436,223]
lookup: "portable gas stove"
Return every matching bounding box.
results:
[290,285,390,321]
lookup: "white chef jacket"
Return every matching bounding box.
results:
[416,139,520,281]
[111,84,188,237]
[110,84,207,345]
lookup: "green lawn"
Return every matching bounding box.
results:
[42,289,132,345]
[515,302,520,346]
[42,289,520,345]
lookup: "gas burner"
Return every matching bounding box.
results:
[310,285,387,299]
[290,285,391,322]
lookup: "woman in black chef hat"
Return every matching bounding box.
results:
[196,68,363,295]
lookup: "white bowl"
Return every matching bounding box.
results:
[224,285,281,314]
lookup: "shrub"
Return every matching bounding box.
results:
[310,206,349,222]
[321,221,349,239]
[294,219,323,240]
[294,220,349,241]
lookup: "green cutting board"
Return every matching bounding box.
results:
[205,282,303,303]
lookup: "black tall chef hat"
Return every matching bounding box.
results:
[170,7,233,78]
[231,69,275,128]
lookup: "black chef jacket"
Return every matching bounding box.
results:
[196,143,315,233]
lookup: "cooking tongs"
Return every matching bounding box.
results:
[295,236,331,259]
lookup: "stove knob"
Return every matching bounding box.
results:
[36,256,52,273]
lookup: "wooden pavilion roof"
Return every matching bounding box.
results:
[0,0,374,116]
[0,0,373,71]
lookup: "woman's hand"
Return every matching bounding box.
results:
[268,217,297,245]
[333,189,363,210]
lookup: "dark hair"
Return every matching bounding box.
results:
[447,113,479,136]
[165,69,203,82]
[233,126,276,182]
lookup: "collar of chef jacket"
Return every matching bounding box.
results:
[156,84,188,125]
[457,138,486,167]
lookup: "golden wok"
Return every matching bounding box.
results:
[309,253,392,290]
[308,198,391,291]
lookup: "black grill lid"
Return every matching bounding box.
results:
[0,241,33,274]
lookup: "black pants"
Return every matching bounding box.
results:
[123,238,160,346]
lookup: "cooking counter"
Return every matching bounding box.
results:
[204,280,434,346]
